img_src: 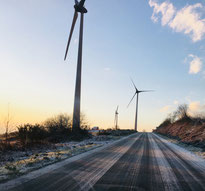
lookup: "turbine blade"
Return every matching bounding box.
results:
[64,11,78,61]
[127,92,137,108]
[116,105,119,112]
[130,77,138,91]
[139,90,154,93]
[79,0,86,7]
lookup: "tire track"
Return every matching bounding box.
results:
[9,134,140,191]
[134,133,165,191]
[92,133,144,190]
[153,134,205,191]
[149,133,180,191]
[4,132,205,191]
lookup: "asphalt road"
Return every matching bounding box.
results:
[3,133,205,191]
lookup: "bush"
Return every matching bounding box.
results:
[158,104,191,128]
[158,117,172,127]
[71,128,91,141]
[0,141,7,151]
[44,114,72,142]
[174,104,190,121]
[8,113,92,147]
[17,124,47,145]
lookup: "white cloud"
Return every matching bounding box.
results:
[189,101,201,111]
[149,1,205,42]
[188,54,202,74]
[160,105,172,112]
[169,4,205,42]
[149,0,175,25]
[189,101,205,115]
[173,100,178,105]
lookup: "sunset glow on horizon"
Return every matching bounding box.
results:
[0,0,205,134]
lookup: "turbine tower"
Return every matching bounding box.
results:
[114,106,119,130]
[64,0,87,133]
[127,79,153,132]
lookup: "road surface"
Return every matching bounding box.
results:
[1,133,205,191]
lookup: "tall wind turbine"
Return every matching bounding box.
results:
[114,106,119,130]
[64,0,87,133]
[127,79,153,132]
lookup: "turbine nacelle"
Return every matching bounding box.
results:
[74,0,88,13]
[127,78,154,108]
[127,78,154,131]
[64,0,87,60]
[115,106,119,115]
[64,0,88,131]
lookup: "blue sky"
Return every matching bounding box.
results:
[0,0,205,133]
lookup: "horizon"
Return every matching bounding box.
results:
[0,0,205,134]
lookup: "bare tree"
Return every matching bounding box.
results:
[175,104,189,120]
[4,103,12,146]
[80,113,90,129]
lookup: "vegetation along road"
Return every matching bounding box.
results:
[1,133,205,191]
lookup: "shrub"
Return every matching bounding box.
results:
[11,113,92,147]
[28,124,48,143]
[17,124,47,145]
[17,125,28,146]
[175,104,190,121]
[44,114,72,142]
[70,127,91,141]
[158,104,191,128]
[158,117,172,127]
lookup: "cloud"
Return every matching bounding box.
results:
[189,101,205,114]
[149,1,205,42]
[149,0,175,25]
[188,54,202,74]
[160,105,172,112]
[189,101,201,111]
[173,100,178,105]
[169,4,205,42]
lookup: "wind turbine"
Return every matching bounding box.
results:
[64,0,88,133]
[114,106,119,130]
[127,79,153,132]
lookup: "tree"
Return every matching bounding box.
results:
[44,114,72,142]
[17,124,48,145]
[4,103,12,146]
[175,104,189,120]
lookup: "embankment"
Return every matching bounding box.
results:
[154,118,205,149]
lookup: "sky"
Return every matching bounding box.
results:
[0,0,205,133]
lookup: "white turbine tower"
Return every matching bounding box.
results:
[114,106,119,130]
[127,79,154,132]
[64,0,87,133]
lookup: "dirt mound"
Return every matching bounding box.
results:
[154,119,205,148]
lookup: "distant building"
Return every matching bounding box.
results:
[92,127,99,130]
[89,127,100,136]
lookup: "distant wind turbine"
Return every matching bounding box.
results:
[64,0,87,133]
[114,106,119,130]
[127,79,154,132]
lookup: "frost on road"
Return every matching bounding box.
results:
[1,133,205,191]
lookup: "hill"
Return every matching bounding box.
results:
[154,104,205,149]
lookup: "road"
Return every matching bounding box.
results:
[2,133,205,191]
